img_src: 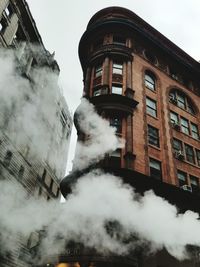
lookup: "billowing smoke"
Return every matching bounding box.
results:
[0,47,70,178]
[73,98,124,171]
[1,171,200,263]
[0,45,200,266]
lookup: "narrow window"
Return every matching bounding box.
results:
[196,149,200,166]
[169,89,196,115]
[111,84,122,95]
[149,158,162,180]
[0,17,7,33]
[18,165,24,179]
[144,72,156,91]
[94,64,102,78]
[190,175,199,194]
[180,117,189,135]
[173,139,184,160]
[191,122,199,140]
[42,169,46,180]
[185,144,195,164]
[177,94,186,109]
[148,125,159,147]
[5,4,13,17]
[177,170,187,187]
[4,151,12,167]
[113,62,123,75]
[146,97,157,117]
[170,111,179,124]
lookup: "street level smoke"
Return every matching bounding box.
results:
[73,98,124,170]
[1,172,200,262]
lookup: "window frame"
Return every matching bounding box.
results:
[177,170,187,187]
[146,97,157,118]
[111,84,123,95]
[147,125,159,147]
[169,89,196,115]
[144,71,156,91]
[112,62,123,75]
[184,143,195,164]
[149,158,162,180]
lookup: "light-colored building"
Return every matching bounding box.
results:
[0,0,72,266]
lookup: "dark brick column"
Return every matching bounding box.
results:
[84,67,91,96]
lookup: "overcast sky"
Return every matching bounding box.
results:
[26,0,200,174]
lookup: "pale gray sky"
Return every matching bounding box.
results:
[26,0,200,173]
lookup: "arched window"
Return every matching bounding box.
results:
[169,89,196,115]
[144,71,156,91]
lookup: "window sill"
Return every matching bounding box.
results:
[148,144,161,151]
[146,113,158,120]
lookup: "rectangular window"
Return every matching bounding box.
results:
[111,85,122,95]
[180,117,190,135]
[95,65,102,78]
[146,97,157,117]
[170,111,179,124]
[0,17,7,33]
[185,144,195,164]
[191,122,199,140]
[149,158,162,180]
[177,94,186,109]
[148,125,159,147]
[177,170,187,187]
[190,175,199,194]
[112,62,123,75]
[196,149,200,166]
[172,138,182,152]
[5,4,13,17]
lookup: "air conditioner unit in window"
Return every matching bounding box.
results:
[169,95,178,104]
[181,184,192,193]
[174,150,185,160]
[171,121,181,131]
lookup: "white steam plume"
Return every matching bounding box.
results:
[1,172,200,262]
[0,47,70,178]
[73,98,124,170]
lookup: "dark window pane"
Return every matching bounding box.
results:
[196,149,200,166]
[149,158,162,180]
[185,144,195,164]
[173,139,182,151]
[191,123,199,139]
[190,175,199,194]
[180,117,189,135]
[148,125,159,147]
[113,36,126,45]
[177,170,187,187]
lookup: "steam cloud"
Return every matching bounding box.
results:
[73,98,124,171]
[1,171,200,263]
[0,47,70,178]
[0,45,200,266]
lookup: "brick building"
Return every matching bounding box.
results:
[0,0,72,266]
[59,6,200,267]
